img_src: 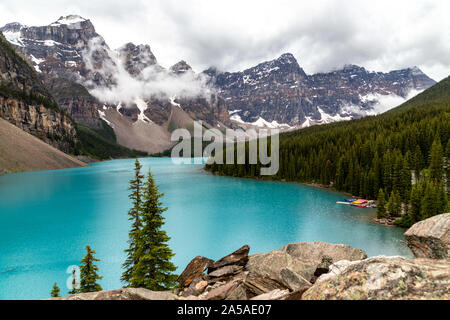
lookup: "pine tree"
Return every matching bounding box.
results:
[50,282,60,297]
[79,245,102,293]
[421,181,438,219]
[377,189,387,219]
[436,181,449,215]
[387,190,402,217]
[122,159,145,285]
[409,184,423,224]
[429,136,444,181]
[130,170,177,290]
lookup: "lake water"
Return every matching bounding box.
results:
[0,158,412,299]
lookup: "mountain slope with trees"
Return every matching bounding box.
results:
[206,76,450,227]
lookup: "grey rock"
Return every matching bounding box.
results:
[250,289,290,300]
[209,245,250,272]
[246,250,317,282]
[204,280,242,300]
[208,265,243,278]
[302,256,450,300]
[279,268,312,292]
[404,213,450,259]
[281,241,367,263]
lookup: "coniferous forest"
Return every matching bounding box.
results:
[206,77,450,227]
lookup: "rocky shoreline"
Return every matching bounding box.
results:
[54,213,450,300]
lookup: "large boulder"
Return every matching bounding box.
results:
[50,288,178,300]
[404,213,450,259]
[302,256,450,300]
[246,250,317,282]
[178,256,214,287]
[281,241,367,263]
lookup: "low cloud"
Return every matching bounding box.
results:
[340,89,422,116]
[82,37,214,106]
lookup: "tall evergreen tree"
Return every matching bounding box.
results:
[122,159,145,285]
[409,184,423,224]
[429,136,444,181]
[130,170,177,290]
[387,190,402,217]
[377,189,387,219]
[421,181,438,219]
[50,282,60,298]
[79,245,103,293]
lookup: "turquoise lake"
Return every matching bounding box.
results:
[0,158,413,299]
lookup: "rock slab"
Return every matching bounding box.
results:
[404,213,450,259]
[177,256,214,287]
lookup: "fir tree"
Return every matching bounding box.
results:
[50,282,60,297]
[387,190,402,217]
[377,189,387,219]
[421,181,438,219]
[409,184,423,224]
[79,245,102,293]
[429,136,444,181]
[130,170,177,290]
[122,159,145,285]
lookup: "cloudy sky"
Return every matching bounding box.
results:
[1,0,449,80]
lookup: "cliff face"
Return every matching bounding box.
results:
[43,77,104,130]
[0,97,77,153]
[0,32,77,152]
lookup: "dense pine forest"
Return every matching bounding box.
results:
[206,77,450,227]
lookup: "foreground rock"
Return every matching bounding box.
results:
[281,241,367,263]
[404,213,449,259]
[177,256,213,287]
[175,242,367,300]
[51,288,178,300]
[54,240,450,300]
[302,256,450,300]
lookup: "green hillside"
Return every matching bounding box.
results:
[206,77,450,227]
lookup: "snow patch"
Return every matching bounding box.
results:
[98,109,112,127]
[3,30,24,47]
[30,55,44,72]
[169,96,183,110]
[50,15,87,26]
[134,98,152,123]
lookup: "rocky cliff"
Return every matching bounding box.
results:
[0,32,77,153]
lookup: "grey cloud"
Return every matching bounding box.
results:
[0,0,449,80]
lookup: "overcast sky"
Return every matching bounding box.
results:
[1,0,449,80]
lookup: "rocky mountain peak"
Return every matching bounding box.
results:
[341,64,366,73]
[118,42,158,76]
[1,22,25,33]
[409,66,425,76]
[50,15,90,27]
[170,60,193,74]
[276,53,298,65]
